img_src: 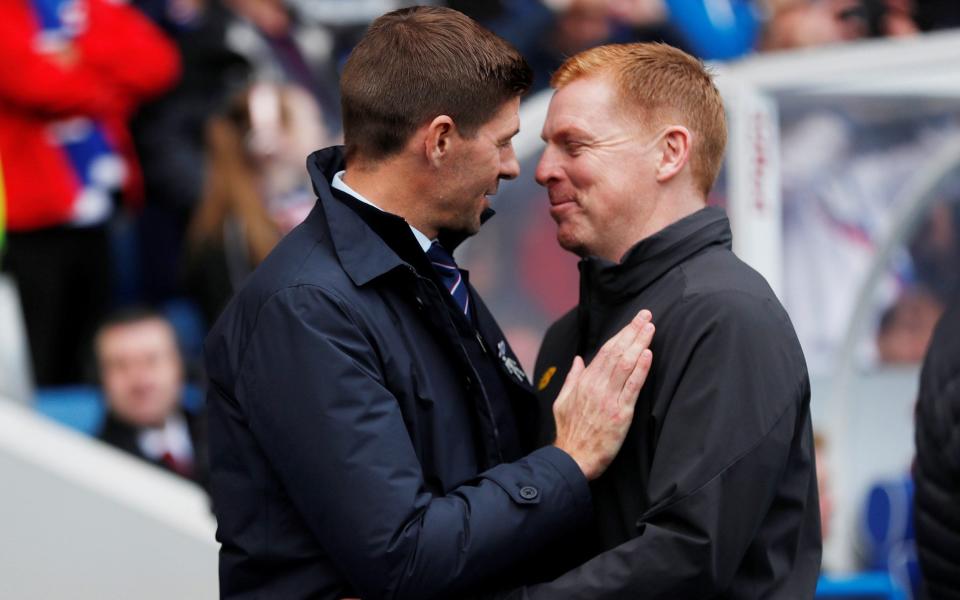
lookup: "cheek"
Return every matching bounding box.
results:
[566,155,613,195]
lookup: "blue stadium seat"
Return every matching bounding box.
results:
[34,384,203,436]
[816,572,909,600]
[34,386,106,435]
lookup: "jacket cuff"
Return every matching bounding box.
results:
[482,445,592,519]
[533,445,592,515]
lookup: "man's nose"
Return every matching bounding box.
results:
[500,147,520,181]
[535,146,557,187]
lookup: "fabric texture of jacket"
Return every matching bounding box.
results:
[914,301,960,600]
[0,0,180,231]
[522,207,821,598]
[204,146,591,600]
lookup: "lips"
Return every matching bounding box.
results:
[547,188,578,207]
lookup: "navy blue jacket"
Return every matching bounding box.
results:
[204,146,591,599]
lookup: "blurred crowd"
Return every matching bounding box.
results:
[1,2,959,591]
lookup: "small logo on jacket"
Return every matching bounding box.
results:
[497,341,527,383]
[537,366,557,391]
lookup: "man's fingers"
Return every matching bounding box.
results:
[614,322,654,403]
[636,320,655,354]
[618,348,653,409]
[592,309,652,377]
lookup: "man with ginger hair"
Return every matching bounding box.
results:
[205,7,655,599]
[514,43,821,597]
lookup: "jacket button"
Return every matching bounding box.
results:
[519,486,539,500]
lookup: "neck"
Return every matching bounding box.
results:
[342,158,438,239]
[608,189,705,262]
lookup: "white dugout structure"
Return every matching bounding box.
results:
[1,30,960,597]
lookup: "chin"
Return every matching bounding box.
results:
[556,230,588,257]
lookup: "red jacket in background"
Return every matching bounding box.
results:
[0,0,181,231]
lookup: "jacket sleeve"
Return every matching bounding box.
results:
[236,285,592,600]
[514,291,818,599]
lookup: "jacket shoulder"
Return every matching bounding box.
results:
[680,247,777,305]
[677,248,795,331]
[203,225,362,391]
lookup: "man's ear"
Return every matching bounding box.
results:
[423,115,456,167]
[656,126,692,183]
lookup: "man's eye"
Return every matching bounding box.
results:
[565,142,583,155]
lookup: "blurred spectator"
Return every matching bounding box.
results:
[913,300,960,599]
[457,0,621,92]
[131,0,251,304]
[780,111,958,372]
[459,0,714,91]
[876,286,944,365]
[221,0,340,132]
[760,0,918,51]
[184,83,331,323]
[132,0,342,304]
[95,307,208,489]
[0,0,179,385]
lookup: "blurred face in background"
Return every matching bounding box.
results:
[876,288,944,364]
[97,318,183,429]
[761,0,917,50]
[553,0,614,55]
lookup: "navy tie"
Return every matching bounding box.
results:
[427,241,471,321]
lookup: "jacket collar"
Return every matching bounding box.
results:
[305,145,495,287]
[579,206,732,305]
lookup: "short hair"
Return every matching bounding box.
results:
[551,43,727,196]
[340,6,532,163]
[94,307,176,355]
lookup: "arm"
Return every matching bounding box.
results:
[238,286,650,599]
[0,7,123,117]
[78,0,180,101]
[517,292,817,598]
[0,1,179,117]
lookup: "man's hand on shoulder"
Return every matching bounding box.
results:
[553,310,654,480]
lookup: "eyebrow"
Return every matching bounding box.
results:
[542,125,592,143]
[500,127,520,143]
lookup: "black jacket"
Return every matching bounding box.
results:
[98,407,210,491]
[525,207,821,598]
[204,146,591,599]
[914,301,960,600]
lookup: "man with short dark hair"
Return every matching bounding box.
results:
[96,308,207,488]
[518,42,821,597]
[205,7,654,599]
